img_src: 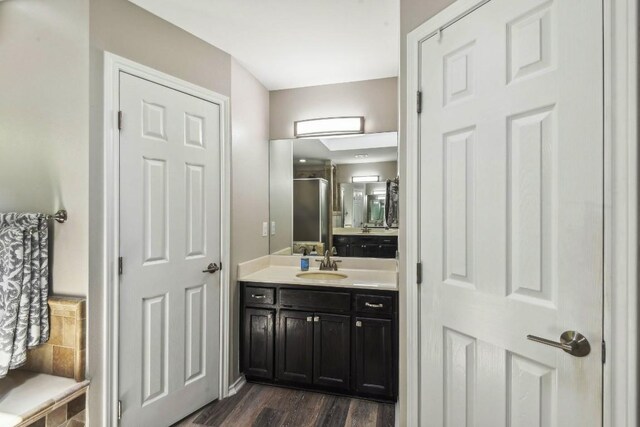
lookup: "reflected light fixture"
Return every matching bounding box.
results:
[352,175,379,183]
[294,116,365,138]
[299,159,307,163]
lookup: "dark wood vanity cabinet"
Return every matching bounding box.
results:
[354,317,393,398]
[313,313,350,389]
[240,282,398,402]
[277,310,314,384]
[243,308,275,380]
[333,235,398,259]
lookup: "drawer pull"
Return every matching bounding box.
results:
[365,302,384,308]
[251,294,266,299]
[307,316,313,322]
[314,316,320,322]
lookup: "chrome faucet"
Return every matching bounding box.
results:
[361,224,371,233]
[316,250,341,271]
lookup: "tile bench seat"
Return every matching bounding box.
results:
[0,367,89,426]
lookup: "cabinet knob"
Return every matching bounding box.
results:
[306,316,313,322]
[314,316,320,322]
[356,321,362,327]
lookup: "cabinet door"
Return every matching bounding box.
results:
[313,313,350,389]
[354,317,393,398]
[362,243,380,258]
[277,310,314,384]
[243,308,274,380]
[378,244,397,259]
[350,242,365,257]
[335,243,351,257]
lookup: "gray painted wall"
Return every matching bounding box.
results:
[269,140,294,255]
[270,77,398,140]
[88,1,235,423]
[335,161,398,185]
[0,0,90,297]
[229,58,271,384]
[398,0,457,425]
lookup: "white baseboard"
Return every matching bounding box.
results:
[227,375,246,397]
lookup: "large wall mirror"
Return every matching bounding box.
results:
[269,132,398,258]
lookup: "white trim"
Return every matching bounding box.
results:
[102,52,232,427]
[603,0,638,425]
[404,0,638,425]
[227,374,246,397]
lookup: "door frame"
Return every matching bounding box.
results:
[403,0,638,426]
[102,52,232,425]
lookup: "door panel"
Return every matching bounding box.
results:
[313,313,350,389]
[417,0,603,425]
[277,310,314,384]
[354,317,393,398]
[119,72,221,426]
[243,308,274,380]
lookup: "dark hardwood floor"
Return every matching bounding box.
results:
[174,383,395,427]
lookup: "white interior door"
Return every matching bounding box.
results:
[119,72,221,426]
[417,0,603,425]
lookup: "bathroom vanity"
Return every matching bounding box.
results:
[238,256,398,402]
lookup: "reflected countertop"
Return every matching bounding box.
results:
[237,255,398,291]
[332,227,399,237]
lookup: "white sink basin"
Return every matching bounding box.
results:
[296,271,348,280]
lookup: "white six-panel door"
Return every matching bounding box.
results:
[119,72,221,426]
[418,0,603,425]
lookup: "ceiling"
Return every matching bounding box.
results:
[128,0,400,90]
[293,132,397,165]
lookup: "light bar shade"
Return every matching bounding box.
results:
[294,116,365,138]
[352,175,379,183]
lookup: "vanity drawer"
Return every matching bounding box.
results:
[244,286,275,305]
[279,289,350,312]
[355,294,393,316]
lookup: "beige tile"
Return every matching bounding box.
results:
[66,394,85,419]
[76,300,86,320]
[49,316,63,346]
[52,346,75,378]
[76,318,86,351]
[45,404,67,427]
[62,317,76,348]
[27,416,46,427]
[74,349,85,382]
[23,344,53,374]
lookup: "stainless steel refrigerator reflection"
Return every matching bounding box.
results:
[293,178,329,248]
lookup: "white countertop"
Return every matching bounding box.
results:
[0,371,89,426]
[238,255,398,291]
[332,227,398,237]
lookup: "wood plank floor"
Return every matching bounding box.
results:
[174,383,395,427]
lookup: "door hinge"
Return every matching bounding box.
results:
[118,257,123,275]
[417,262,423,284]
[117,400,122,421]
[118,110,123,130]
[416,91,422,114]
[602,341,606,364]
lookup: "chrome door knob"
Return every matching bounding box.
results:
[526,331,591,357]
[202,263,220,274]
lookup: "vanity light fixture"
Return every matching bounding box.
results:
[294,116,365,138]
[354,154,369,159]
[373,190,386,195]
[299,159,307,163]
[352,175,379,183]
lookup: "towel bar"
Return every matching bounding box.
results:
[45,210,67,223]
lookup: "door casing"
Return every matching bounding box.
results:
[102,52,232,427]
[403,0,639,426]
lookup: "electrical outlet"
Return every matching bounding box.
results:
[262,221,268,237]
[271,221,276,235]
